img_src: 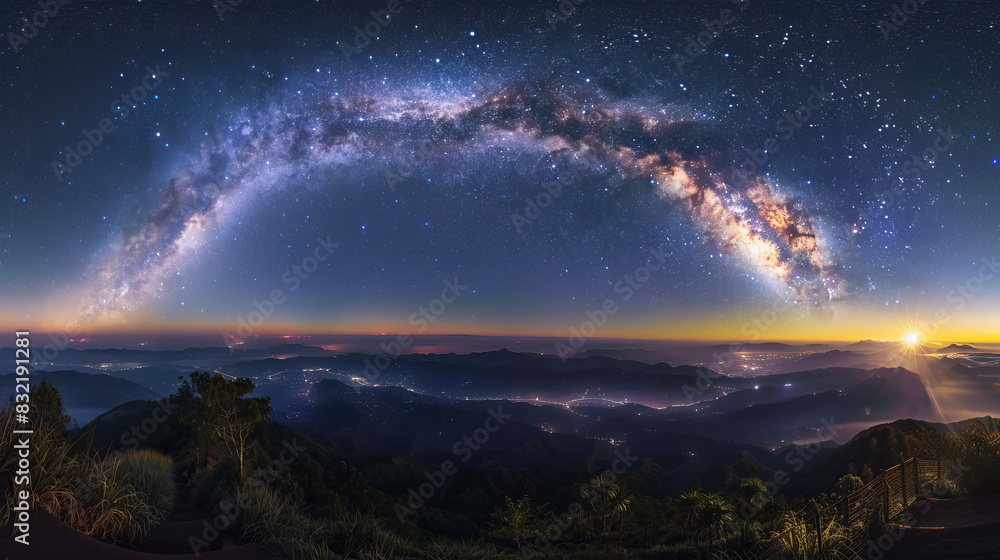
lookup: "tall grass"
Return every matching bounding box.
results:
[1,408,175,544]
[421,537,505,560]
[765,509,853,560]
[67,449,175,543]
[237,480,340,560]
[337,509,418,559]
[0,407,79,523]
[235,479,425,560]
[106,449,176,519]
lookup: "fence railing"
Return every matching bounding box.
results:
[737,456,953,560]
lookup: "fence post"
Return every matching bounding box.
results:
[914,458,920,498]
[900,459,908,507]
[881,470,890,524]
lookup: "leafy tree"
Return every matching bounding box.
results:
[834,473,863,497]
[627,494,669,548]
[181,372,271,480]
[756,494,788,537]
[948,416,1000,494]
[734,477,766,549]
[860,465,874,484]
[678,490,705,555]
[699,493,733,553]
[687,477,703,493]
[488,495,545,554]
[677,490,731,556]
[580,471,632,548]
[30,378,72,430]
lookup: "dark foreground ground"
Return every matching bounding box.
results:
[881,494,1000,560]
[0,479,283,560]
[4,489,998,559]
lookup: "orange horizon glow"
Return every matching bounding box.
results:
[2,297,999,345]
[2,315,998,346]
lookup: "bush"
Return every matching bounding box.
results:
[107,449,176,517]
[237,480,339,560]
[923,478,962,499]
[0,407,79,523]
[67,449,174,543]
[190,464,233,506]
[949,418,1000,495]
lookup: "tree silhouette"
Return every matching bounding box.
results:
[29,378,72,430]
[700,493,733,553]
[488,495,544,554]
[735,477,766,549]
[678,490,704,556]
[835,473,863,497]
[580,471,631,547]
[181,372,271,480]
[679,489,733,556]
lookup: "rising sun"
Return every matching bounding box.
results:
[905,332,919,345]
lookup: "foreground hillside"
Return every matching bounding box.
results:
[4,370,998,559]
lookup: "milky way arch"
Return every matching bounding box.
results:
[78,80,842,320]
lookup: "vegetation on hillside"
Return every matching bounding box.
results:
[3,372,998,560]
[1,380,175,544]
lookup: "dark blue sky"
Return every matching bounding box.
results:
[1,0,998,343]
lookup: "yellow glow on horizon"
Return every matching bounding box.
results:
[2,298,1000,344]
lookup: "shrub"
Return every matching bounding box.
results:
[0,407,79,523]
[67,456,153,542]
[237,480,339,560]
[106,449,176,518]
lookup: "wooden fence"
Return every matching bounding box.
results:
[737,457,953,560]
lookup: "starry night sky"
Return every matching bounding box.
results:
[1,0,998,343]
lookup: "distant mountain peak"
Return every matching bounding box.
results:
[936,343,979,352]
